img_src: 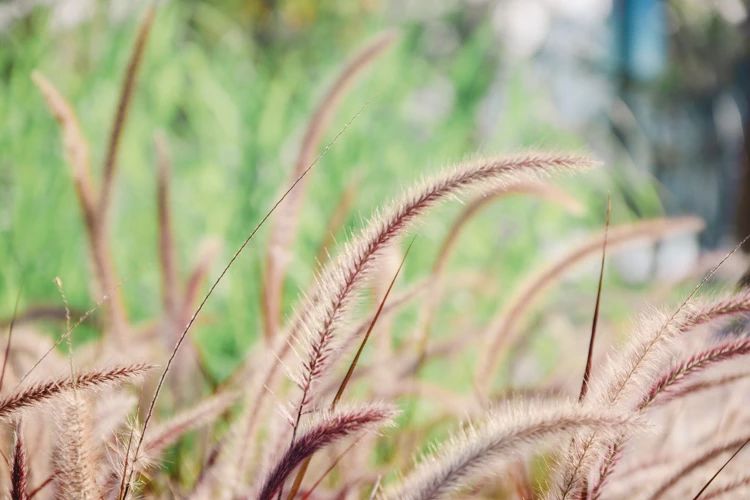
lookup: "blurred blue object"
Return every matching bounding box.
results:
[614,0,667,81]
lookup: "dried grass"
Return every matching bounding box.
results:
[16,9,750,500]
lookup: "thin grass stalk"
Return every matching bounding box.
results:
[566,201,611,500]
[331,238,414,408]
[152,133,206,403]
[692,438,750,499]
[1,288,23,392]
[285,239,413,499]
[647,435,750,500]
[173,239,221,402]
[477,216,704,397]
[180,239,221,325]
[579,197,610,401]
[317,278,430,386]
[15,296,107,388]
[117,424,138,500]
[369,244,400,365]
[301,437,362,500]
[262,31,397,341]
[26,474,54,499]
[701,475,750,499]
[54,275,75,380]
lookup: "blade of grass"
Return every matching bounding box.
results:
[332,237,415,407]
[579,196,610,402]
[301,437,362,499]
[15,295,107,388]
[692,437,750,500]
[117,416,138,500]
[27,473,54,499]
[284,237,415,500]
[567,198,609,498]
[0,286,23,392]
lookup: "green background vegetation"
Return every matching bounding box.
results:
[0,1,660,382]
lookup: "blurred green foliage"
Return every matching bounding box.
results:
[0,1,637,382]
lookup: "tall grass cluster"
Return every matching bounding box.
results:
[4,6,750,500]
